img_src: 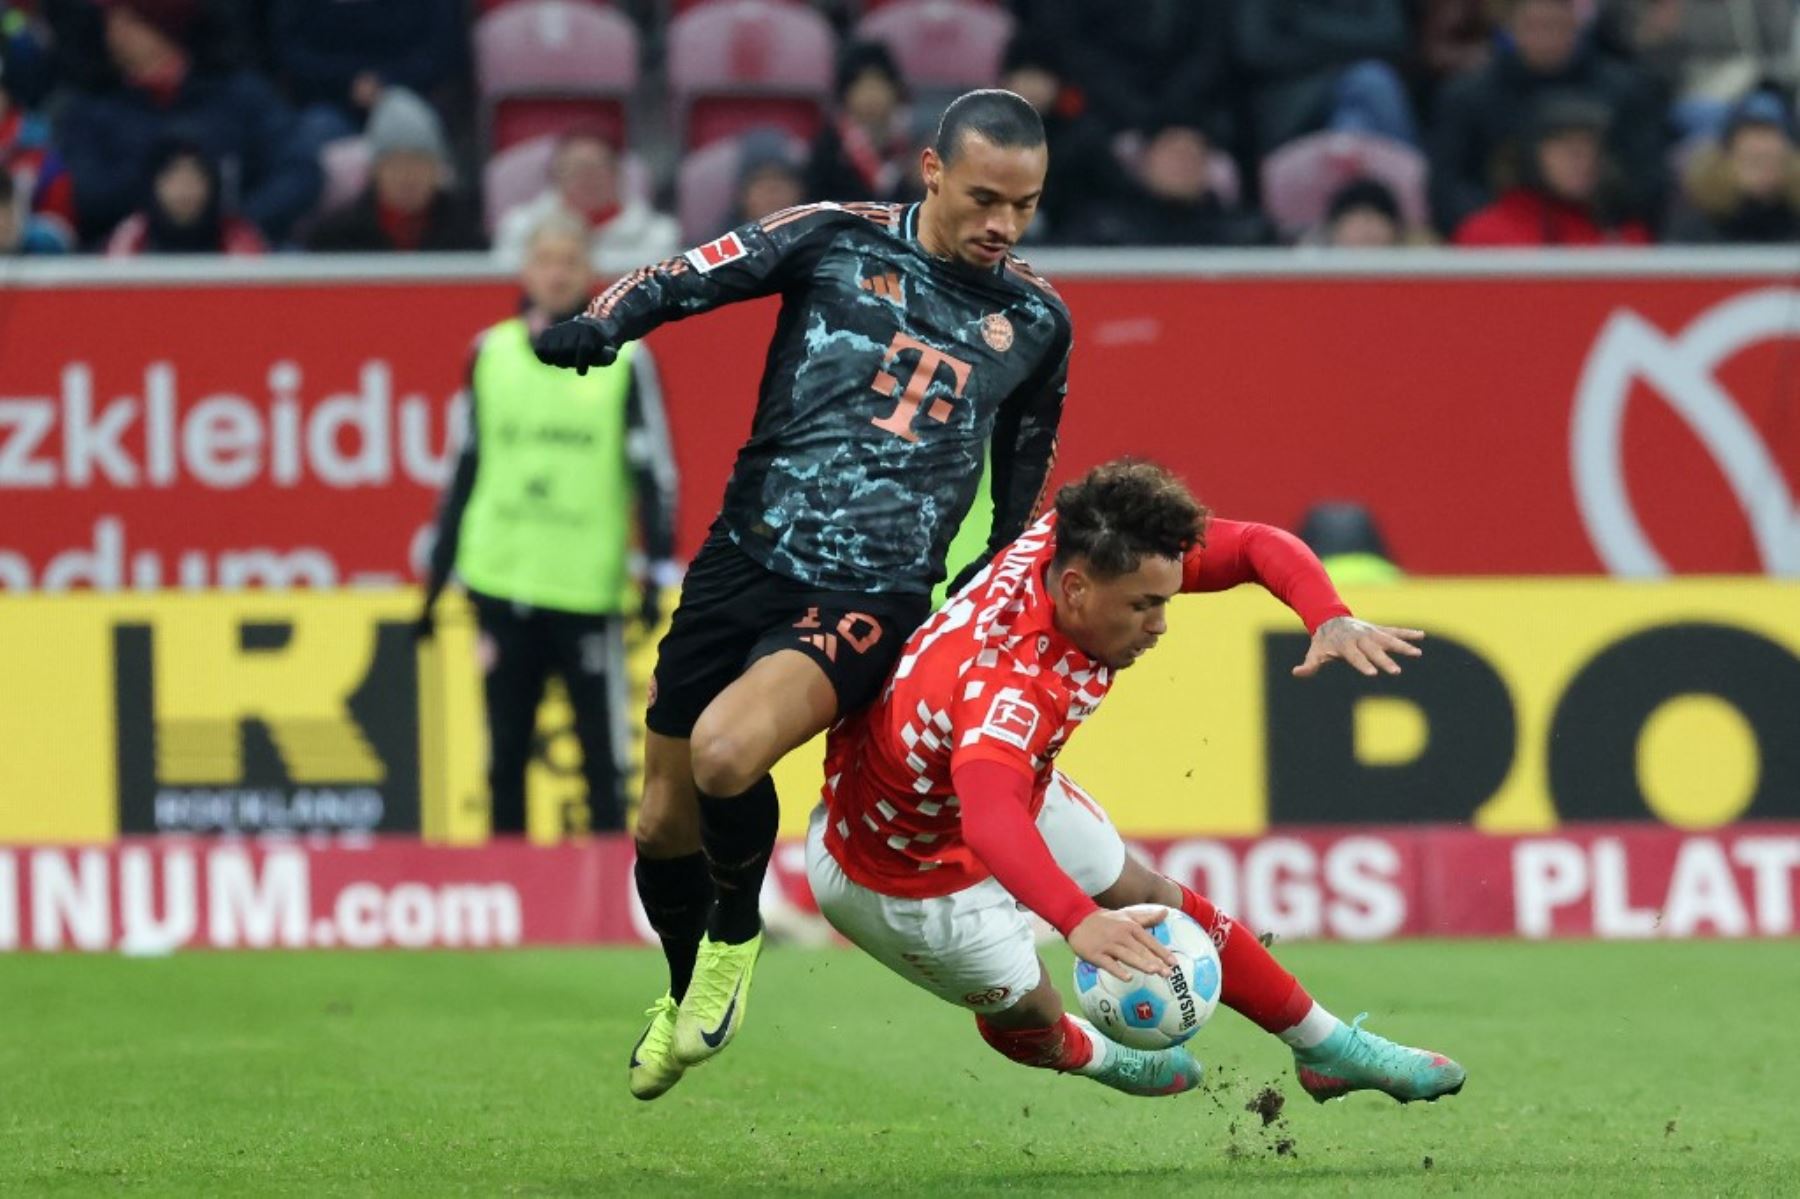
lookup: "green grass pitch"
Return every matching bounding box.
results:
[4,939,1796,1195]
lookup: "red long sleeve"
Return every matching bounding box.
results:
[1182,519,1351,633]
[951,759,1099,937]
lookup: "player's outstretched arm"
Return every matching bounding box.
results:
[952,758,1174,981]
[539,206,851,374]
[1291,617,1424,678]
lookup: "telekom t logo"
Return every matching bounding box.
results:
[869,333,973,442]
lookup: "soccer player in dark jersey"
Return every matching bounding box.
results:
[534,90,1073,1099]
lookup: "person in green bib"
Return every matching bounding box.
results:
[417,212,679,834]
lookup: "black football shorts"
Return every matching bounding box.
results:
[645,524,931,739]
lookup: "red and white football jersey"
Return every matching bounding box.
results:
[819,510,1350,899]
[820,513,1109,897]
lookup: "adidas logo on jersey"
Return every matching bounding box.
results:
[859,271,904,306]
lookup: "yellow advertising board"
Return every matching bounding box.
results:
[2,580,1795,845]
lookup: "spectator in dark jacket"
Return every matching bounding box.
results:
[1010,0,1236,140]
[305,86,482,252]
[270,0,465,149]
[1232,0,1419,156]
[105,134,266,254]
[998,33,1130,244]
[804,41,921,206]
[1453,94,1653,245]
[728,129,806,229]
[55,0,321,245]
[1061,122,1272,246]
[1665,98,1800,244]
[1429,0,1663,234]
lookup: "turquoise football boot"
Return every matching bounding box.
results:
[1294,1013,1466,1103]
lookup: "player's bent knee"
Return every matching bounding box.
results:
[1092,856,1182,911]
[688,727,763,798]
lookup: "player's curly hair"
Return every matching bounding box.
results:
[1051,460,1208,579]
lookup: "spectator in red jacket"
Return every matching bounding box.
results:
[1453,95,1652,246]
[106,134,266,254]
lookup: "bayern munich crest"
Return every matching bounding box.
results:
[982,313,1014,352]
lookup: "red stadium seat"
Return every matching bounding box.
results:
[855,0,1012,92]
[857,0,997,9]
[668,0,835,149]
[1260,131,1430,238]
[676,130,807,242]
[473,0,639,154]
[482,134,654,235]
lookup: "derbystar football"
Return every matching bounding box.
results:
[1072,905,1223,1050]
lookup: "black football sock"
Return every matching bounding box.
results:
[697,774,781,945]
[633,850,713,1003]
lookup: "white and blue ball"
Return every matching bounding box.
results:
[1072,905,1223,1050]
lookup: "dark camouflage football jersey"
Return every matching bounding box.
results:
[583,201,1073,594]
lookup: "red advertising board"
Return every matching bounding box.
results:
[5,824,1795,951]
[3,257,1795,588]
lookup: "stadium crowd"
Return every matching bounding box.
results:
[1,0,1794,260]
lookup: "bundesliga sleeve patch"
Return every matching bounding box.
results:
[976,689,1041,752]
[684,232,747,273]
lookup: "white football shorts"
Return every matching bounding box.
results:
[804,770,1127,1014]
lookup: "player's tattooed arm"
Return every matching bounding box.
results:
[1293,617,1425,678]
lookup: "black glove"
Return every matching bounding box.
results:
[533,316,618,375]
[638,584,663,630]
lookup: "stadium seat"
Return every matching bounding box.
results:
[858,0,998,10]
[482,134,653,235]
[473,0,639,153]
[855,0,1012,92]
[1260,131,1430,238]
[1110,130,1243,207]
[675,130,806,242]
[668,0,835,149]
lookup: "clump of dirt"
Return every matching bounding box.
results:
[1274,1137,1296,1157]
[1422,1156,1435,1169]
[1246,1087,1285,1127]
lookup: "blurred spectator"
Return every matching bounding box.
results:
[270,0,465,149]
[1009,0,1235,140]
[0,169,66,252]
[728,128,806,227]
[1232,0,1420,156]
[494,126,677,274]
[1319,177,1407,245]
[1429,0,1663,234]
[1417,0,1499,85]
[998,33,1127,243]
[1598,0,1795,137]
[1453,94,1653,245]
[417,211,679,836]
[56,0,321,245]
[105,134,265,254]
[1,14,74,250]
[804,40,921,205]
[1299,501,1404,583]
[305,86,481,252]
[1666,98,1800,243]
[1062,122,1271,246]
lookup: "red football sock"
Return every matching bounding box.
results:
[1173,884,1314,1035]
[975,1012,1096,1071]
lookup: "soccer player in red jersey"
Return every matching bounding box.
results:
[806,459,1467,1101]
